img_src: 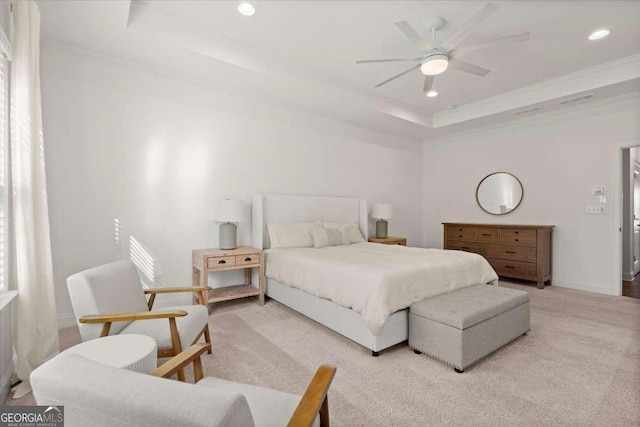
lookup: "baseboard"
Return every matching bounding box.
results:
[57,313,77,330]
[552,279,618,296]
[0,364,12,404]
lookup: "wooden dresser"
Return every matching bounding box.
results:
[443,223,554,289]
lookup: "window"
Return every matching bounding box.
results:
[0,56,7,292]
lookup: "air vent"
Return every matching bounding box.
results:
[559,93,594,105]
[512,107,540,116]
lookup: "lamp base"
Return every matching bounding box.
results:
[219,222,237,250]
[376,220,388,239]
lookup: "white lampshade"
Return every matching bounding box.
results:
[371,203,393,220]
[214,199,247,223]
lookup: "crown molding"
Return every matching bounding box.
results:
[424,91,640,145]
[433,54,640,128]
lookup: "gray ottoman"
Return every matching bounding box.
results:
[409,284,530,373]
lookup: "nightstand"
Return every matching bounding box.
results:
[368,236,407,246]
[192,247,264,306]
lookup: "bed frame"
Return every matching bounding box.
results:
[251,194,408,356]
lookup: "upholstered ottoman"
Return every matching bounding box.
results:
[409,284,530,373]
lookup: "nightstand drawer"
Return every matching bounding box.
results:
[235,254,260,266]
[447,226,477,241]
[487,245,536,262]
[499,229,536,246]
[207,256,236,269]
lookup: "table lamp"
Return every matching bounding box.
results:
[371,203,393,238]
[214,199,247,250]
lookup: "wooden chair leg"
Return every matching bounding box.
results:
[203,324,212,354]
[319,396,330,427]
[168,318,185,381]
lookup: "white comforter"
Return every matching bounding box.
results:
[266,242,498,335]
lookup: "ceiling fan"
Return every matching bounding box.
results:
[356,2,530,94]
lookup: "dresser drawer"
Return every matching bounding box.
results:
[446,241,486,257]
[486,244,536,262]
[477,227,498,243]
[207,256,236,269]
[447,226,477,241]
[235,254,260,266]
[487,258,536,278]
[499,229,536,246]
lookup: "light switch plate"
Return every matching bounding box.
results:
[592,186,605,195]
[586,205,606,214]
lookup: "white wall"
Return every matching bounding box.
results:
[422,96,640,295]
[41,44,424,327]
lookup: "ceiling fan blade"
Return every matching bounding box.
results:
[356,57,422,64]
[441,2,500,52]
[448,59,491,77]
[374,63,422,88]
[394,21,432,52]
[449,32,531,59]
[423,75,435,93]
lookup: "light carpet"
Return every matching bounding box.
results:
[5,281,640,426]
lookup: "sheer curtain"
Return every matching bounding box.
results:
[10,0,58,398]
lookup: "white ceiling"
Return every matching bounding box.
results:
[38,0,640,141]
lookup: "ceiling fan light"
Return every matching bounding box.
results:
[426,90,438,98]
[420,53,449,76]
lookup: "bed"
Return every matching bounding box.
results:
[251,194,498,356]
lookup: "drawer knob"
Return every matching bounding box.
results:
[515,231,519,234]
[459,228,462,231]
[515,238,519,242]
[505,251,515,254]
[244,257,252,262]
[459,235,463,238]
[218,260,226,264]
[482,233,491,236]
[505,265,515,269]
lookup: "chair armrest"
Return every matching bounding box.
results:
[151,343,212,382]
[145,286,212,308]
[144,286,212,294]
[288,364,337,427]
[78,310,188,324]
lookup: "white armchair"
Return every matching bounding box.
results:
[67,260,212,380]
[31,343,336,427]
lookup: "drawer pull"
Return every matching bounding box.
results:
[505,251,516,254]
[218,260,226,264]
[482,233,492,236]
[244,257,252,262]
[459,228,462,231]
[459,235,463,238]
[505,265,516,269]
[515,238,519,242]
[515,231,519,234]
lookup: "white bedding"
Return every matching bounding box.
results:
[265,242,498,335]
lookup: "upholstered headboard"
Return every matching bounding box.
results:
[252,194,368,250]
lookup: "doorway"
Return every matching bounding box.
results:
[621,146,640,299]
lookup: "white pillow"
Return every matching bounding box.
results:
[323,222,366,243]
[310,227,348,248]
[267,220,322,248]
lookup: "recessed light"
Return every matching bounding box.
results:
[588,29,610,40]
[237,3,255,16]
[426,90,438,98]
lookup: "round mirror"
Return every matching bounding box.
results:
[476,172,523,215]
